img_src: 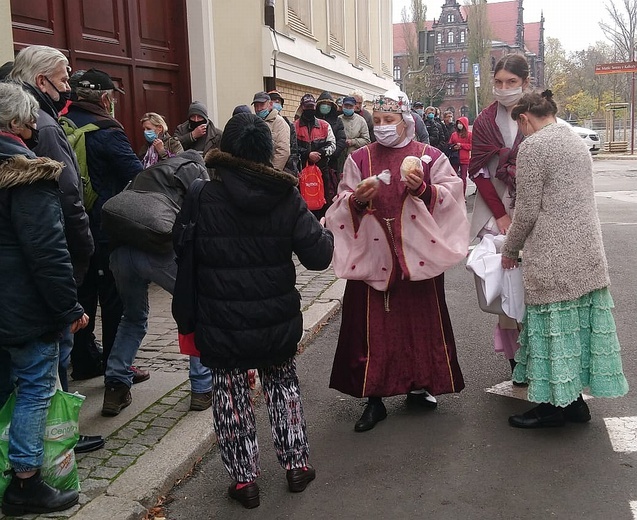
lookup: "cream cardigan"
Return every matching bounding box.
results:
[502,123,610,305]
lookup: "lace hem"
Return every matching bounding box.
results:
[512,287,629,407]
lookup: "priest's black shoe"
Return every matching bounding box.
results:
[2,470,79,516]
[74,434,105,454]
[354,400,387,432]
[228,481,260,509]
[563,396,591,423]
[287,465,316,492]
[508,403,566,429]
[405,390,438,409]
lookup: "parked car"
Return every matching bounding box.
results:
[557,118,601,155]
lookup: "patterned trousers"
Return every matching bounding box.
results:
[211,359,309,482]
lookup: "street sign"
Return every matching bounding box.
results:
[473,63,481,87]
[595,61,637,75]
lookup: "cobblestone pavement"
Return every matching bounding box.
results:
[0,260,341,520]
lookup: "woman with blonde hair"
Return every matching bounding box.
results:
[138,112,183,167]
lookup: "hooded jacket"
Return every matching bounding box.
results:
[316,92,347,170]
[0,133,84,345]
[193,149,334,369]
[449,117,472,165]
[174,102,223,155]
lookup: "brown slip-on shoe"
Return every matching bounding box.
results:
[286,465,316,492]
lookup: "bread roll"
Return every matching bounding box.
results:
[400,156,423,181]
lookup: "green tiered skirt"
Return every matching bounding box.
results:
[512,287,629,407]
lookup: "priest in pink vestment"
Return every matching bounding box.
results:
[325,90,470,432]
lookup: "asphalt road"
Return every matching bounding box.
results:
[165,159,637,520]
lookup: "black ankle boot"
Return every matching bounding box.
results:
[2,470,79,516]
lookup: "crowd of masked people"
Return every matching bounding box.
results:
[0,45,627,515]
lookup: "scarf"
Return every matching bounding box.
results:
[468,102,524,203]
[142,145,159,168]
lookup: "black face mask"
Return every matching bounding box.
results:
[23,126,39,149]
[188,119,205,131]
[44,77,71,112]
[301,109,315,121]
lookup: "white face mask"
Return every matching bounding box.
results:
[492,86,524,108]
[374,122,406,148]
[457,123,464,131]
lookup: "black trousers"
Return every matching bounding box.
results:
[72,242,122,374]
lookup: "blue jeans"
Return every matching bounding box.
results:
[108,246,211,393]
[0,338,58,473]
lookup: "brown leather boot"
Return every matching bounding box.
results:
[102,382,132,416]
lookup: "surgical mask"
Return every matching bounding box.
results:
[342,108,355,117]
[493,86,524,108]
[256,109,270,119]
[272,102,283,112]
[318,104,331,115]
[416,109,424,117]
[144,129,157,142]
[426,113,435,120]
[457,123,464,131]
[23,125,39,149]
[374,122,406,148]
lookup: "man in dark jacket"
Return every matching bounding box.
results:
[411,101,430,144]
[191,113,333,508]
[294,94,336,219]
[173,101,223,156]
[64,68,144,381]
[315,91,347,203]
[101,151,213,416]
[10,46,105,454]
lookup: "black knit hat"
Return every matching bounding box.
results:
[220,113,273,165]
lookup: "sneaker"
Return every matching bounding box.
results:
[131,366,150,384]
[2,470,78,516]
[286,465,316,493]
[102,382,132,417]
[190,391,212,411]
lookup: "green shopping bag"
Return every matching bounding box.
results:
[0,390,84,500]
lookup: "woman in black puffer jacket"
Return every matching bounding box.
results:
[192,113,333,508]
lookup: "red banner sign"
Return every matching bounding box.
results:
[595,61,637,74]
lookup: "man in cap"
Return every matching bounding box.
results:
[251,91,290,171]
[294,93,336,218]
[411,101,430,144]
[63,68,144,394]
[339,95,370,158]
[267,90,301,175]
[174,101,223,156]
[349,89,375,142]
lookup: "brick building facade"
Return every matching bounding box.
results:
[394,0,545,121]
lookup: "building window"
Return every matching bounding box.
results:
[329,0,346,54]
[447,14,455,23]
[356,0,371,66]
[460,31,466,43]
[437,32,442,45]
[447,58,455,73]
[446,106,455,114]
[461,83,469,95]
[461,105,470,117]
[447,31,454,44]
[394,65,402,81]
[446,83,455,96]
[460,57,469,73]
[287,0,313,37]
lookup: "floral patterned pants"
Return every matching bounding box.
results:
[211,359,310,482]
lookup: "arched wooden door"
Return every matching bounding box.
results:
[11,0,190,151]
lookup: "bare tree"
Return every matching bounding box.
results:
[465,0,492,118]
[599,0,637,60]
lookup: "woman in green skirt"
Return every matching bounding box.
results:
[501,89,628,428]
